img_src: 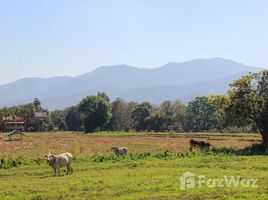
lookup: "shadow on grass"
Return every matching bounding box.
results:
[40,174,69,179]
[211,144,268,156]
[40,175,52,179]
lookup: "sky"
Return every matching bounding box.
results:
[0,0,268,85]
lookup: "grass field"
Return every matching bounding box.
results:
[0,132,267,200]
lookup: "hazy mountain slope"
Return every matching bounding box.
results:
[0,77,72,107]
[117,72,247,104]
[0,58,263,109]
[153,58,259,85]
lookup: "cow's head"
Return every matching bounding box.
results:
[111,147,118,151]
[44,152,56,165]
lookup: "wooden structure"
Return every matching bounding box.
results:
[0,112,48,132]
[0,117,26,132]
[27,112,48,131]
[7,130,24,141]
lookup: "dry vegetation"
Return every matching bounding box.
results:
[0,132,261,159]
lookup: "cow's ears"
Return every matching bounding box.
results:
[44,154,47,158]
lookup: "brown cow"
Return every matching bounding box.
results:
[189,139,212,151]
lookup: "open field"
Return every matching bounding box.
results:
[0,132,267,199]
[0,132,261,158]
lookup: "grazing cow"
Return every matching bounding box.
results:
[111,147,128,156]
[44,152,73,176]
[189,139,212,151]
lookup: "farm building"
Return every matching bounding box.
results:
[27,112,48,131]
[0,117,26,132]
[33,112,48,118]
[0,112,48,132]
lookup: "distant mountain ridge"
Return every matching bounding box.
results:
[0,58,263,110]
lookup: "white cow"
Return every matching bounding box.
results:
[111,147,128,156]
[45,152,73,176]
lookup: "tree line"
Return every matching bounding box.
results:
[0,70,267,146]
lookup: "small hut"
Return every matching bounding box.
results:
[7,130,24,141]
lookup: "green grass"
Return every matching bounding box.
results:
[0,153,267,200]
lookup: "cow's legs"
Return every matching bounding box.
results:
[67,164,73,175]
[69,164,73,174]
[70,165,73,174]
[189,144,193,151]
[53,168,56,176]
[66,165,69,175]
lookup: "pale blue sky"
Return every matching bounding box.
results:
[0,0,268,85]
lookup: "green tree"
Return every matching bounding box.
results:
[78,93,112,133]
[49,110,67,131]
[0,107,8,119]
[65,106,82,131]
[145,108,165,132]
[109,100,137,131]
[110,98,128,131]
[208,94,230,131]
[185,96,217,131]
[123,101,137,131]
[173,100,186,132]
[131,102,152,131]
[160,101,175,131]
[0,104,35,119]
[15,104,36,118]
[227,71,268,146]
[160,100,186,131]
[33,98,41,111]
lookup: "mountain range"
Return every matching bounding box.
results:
[0,58,263,110]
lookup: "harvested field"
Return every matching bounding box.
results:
[0,132,260,158]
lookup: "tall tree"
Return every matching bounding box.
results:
[65,106,82,131]
[208,95,230,131]
[33,98,41,111]
[172,100,186,132]
[160,101,176,131]
[49,110,67,131]
[160,100,186,131]
[227,71,268,146]
[185,96,217,131]
[124,101,137,131]
[110,98,127,131]
[78,93,112,133]
[145,108,165,132]
[131,102,152,131]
